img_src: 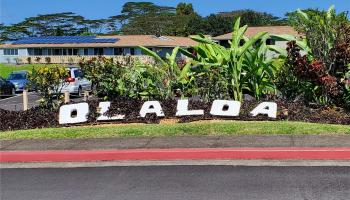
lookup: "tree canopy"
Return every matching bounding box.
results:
[0,1,287,42]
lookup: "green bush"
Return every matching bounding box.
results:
[79,57,166,100]
[28,65,68,109]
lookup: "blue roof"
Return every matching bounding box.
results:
[12,36,118,45]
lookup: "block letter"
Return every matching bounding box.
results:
[176,99,204,116]
[97,102,125,121]
[140,101,164,117]
[59,103,89,124]
[250,102,277,118]
[210,100,241,116]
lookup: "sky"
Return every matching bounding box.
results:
[1,0,349,25]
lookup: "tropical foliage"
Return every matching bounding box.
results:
[22,5,350,112]
[275,6,350,108]
[174,18,277,101]
[1,2,286,42]
[27,65,68,109]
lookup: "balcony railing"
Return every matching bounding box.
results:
[16,55,155,64]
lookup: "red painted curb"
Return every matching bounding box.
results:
[1,148,350,163]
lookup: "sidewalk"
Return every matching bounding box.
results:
[2,135,350,151]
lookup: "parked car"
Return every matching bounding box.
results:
[0,77,16,97]
[60,67,91,96]
[6,71,30,92]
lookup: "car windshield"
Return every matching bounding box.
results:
[8,73,26,80]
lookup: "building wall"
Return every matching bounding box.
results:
[0,48,28,64]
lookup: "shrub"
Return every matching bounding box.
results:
[68,57,74,65]
[287,6,349,69]
[27,57,32,64]
[79,57,166,100]
[28,65,69,109]
[276,6,350,109]
[45,57,51,64]
[14,58,22,65]
[138,46,191,99]
[35,57,41,63]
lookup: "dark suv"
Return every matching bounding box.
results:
[0,77,16,97]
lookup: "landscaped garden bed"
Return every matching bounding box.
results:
[1,98,350,132]
[1,6,349,134]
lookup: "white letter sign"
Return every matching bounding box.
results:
[59,103,89,124]
[250,102,277,118]
[140,101,164,117]
[210,100,241,116]
[176,99,204,116]
[97,102,125,121]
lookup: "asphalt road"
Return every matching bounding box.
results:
[0,92,40,111]
[1,166,349,200]
[0,92,84,111]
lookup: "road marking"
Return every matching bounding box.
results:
[2,160,350,169]
[1,148,350,163]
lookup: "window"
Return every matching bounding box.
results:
[84,48,89,55]
[74,69,84,78]
[239,39,245,46]
[219,40,230,48]
[53,49,61,55]
[73,49,78,55]
[62,49,67,55]
[33,48,43,55]
[130,48,135,55]
[266,39,275,45]
[94,48,104,55]
[28,49,34,55]
[4,49,18,55]
[113,48,123,55]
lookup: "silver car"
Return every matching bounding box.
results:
[60,67,91,96]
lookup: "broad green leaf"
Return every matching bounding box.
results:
[139,46,166,66]
[239,32,268,57]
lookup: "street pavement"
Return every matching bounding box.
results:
[0,92,40,111]
[1,166,349,200]
[0,92,84,111]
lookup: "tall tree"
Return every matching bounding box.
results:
[218,9,286,26]
[201,14,233,36]
[176,3,194,16]
[120,2,177,35]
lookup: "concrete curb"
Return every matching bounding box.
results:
[1,148,350,163]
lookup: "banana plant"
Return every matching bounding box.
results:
[139,46,191,98]
[242,35,277,99]
[179,17,268,101]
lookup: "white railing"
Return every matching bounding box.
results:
[16,55,155,64]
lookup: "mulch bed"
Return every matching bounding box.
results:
[1,98,349,131]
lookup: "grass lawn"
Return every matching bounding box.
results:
[0,63,57,78]
[1,121,349,140]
